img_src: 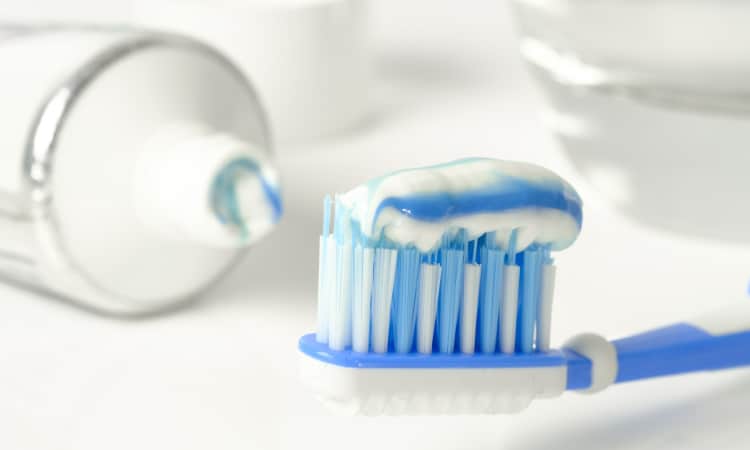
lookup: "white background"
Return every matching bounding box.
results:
[1,1,749,449]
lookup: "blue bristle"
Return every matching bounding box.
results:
[516,246,543,353]
[390,247,421,353]
[322,195,331,236]
[436,245,465,353]
[477,245,504,353]
[347,216,367,248]
[475,238,482,264]
[506,229,519,264]
[333,198,344,243]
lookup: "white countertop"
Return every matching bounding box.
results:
[2,1,750,449]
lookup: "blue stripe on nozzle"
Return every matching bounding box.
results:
[259,176,283,222]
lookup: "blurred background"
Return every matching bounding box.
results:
[1,1,749,449]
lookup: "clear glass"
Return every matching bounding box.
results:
[511,0,750,244]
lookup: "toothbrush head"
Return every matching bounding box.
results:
[300,158,584,415]
[299,334,571,415]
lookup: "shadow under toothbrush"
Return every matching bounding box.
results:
[506,371,750,450]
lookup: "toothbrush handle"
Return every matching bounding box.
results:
[615,302,750,383]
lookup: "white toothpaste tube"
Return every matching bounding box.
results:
[0,25,281,315]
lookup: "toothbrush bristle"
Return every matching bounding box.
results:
[315,197,558,356]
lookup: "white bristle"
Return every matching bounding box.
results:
[417,263,441,354]
[316,236,328,342]
[500,264,520,354]
[329,243,353,351]
[316,235,337,343]
[352,246,374,353]
[537,264,556,352]
[371,248,398,353]
[460,263,481,354]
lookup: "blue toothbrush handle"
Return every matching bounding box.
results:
[564,302,750,392]
[613,323,750,383]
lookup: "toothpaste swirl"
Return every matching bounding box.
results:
[337,158,582,252]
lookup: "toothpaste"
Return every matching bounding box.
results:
[337,158,582,252]
[211,154,282,245]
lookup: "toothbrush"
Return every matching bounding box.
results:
[298,158,750,415]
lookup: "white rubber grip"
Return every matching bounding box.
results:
[563,333,617,394]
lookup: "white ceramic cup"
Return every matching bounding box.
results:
[135,0,371,146]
